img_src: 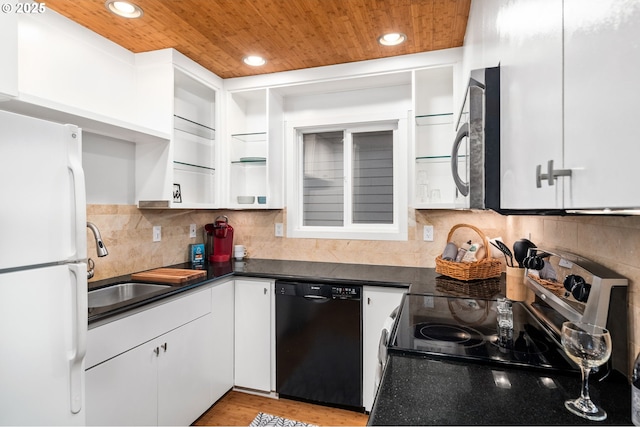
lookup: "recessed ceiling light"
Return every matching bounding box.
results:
[243,55,267,66]
[378,32,407,46]
[105,0,143,19]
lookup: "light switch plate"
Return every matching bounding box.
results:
[423,225,434,241]
[153,226,161,242]
[189,224,197,238]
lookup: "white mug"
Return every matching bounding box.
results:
[234,245,247,260]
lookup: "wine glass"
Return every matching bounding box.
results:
[561,322,612,421]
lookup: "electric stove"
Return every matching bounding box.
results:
[388,294,577,372]
[388,248,629,376]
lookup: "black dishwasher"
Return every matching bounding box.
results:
[275,280,363,410]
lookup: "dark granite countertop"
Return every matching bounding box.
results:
[367,274,631,425]
[87,258,630,424]
[368,353,631,425]
[88,257,506,325]
[235,259,445,290]
[88,259,433,324]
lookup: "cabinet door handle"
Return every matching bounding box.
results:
[161,343,167,352]
[264,287,267,295]
[368,297,371,305]
[536,160,572,188]
[154,347,160,357]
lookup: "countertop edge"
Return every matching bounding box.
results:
[88,259,418,324]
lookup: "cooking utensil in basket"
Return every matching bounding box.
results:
[435,224,502,281]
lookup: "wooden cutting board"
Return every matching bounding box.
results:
[130,268,207,284]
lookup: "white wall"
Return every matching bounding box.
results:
[83,133,135,204]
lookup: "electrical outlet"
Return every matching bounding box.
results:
[153,226,161,242]
[189,224,197,238]
[423,295,434,308]
[275,223,284,237]
[423,225,434,241]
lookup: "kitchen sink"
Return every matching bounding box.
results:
[88,282,171,308]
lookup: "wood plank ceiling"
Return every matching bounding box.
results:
[43,0,471,79]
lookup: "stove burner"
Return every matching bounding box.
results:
[415,323,485,348]
[491,331,550,355]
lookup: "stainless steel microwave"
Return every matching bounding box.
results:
[453,66,569,215]
[451,66,501,210]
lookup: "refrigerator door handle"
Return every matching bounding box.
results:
[68,263,87,414]
[65,124,87,261]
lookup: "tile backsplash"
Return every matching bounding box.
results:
[87,204,639,372]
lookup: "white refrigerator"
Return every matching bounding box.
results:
[0,110,87,425]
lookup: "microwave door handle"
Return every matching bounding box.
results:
[451,122,469,196]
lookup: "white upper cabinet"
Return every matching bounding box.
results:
[136,49,222,209]
[498,0,564,210]
[4,11,167,142]
[171,68,218,207]
[226,88,284,209]
[489,0,640,211]
[563,0,640,209]
[0,13,18,100]
[225,50,462,210]
[413,66,457,209]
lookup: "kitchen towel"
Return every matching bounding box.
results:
[249,412,316,427]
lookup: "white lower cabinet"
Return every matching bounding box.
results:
[87,277,404,421]
[86,287,214,426]
[362,286,406,412]
[87,313,213,425]
[157,314,215,425]
[234,278,274,392]
[211,279,235,402]
[86,332,158,426]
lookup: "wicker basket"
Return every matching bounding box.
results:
[435,276,502,299]
[435,223,502,281]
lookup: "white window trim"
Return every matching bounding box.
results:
[285,112,408,241]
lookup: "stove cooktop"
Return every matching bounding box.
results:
[388,293,578,372]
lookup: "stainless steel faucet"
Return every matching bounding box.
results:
[87,222,108,279]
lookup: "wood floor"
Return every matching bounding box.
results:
[193,390,369,426]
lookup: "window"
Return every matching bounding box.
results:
[302,131,344,226]
[288,120,407,240]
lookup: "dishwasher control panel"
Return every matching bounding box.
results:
[331,286,361,300]
[275,280,361,300]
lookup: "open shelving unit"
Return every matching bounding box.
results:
[171,69,217,207]
[226,89,283,209]
[138,64,220,209]
[413,66,458,209]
